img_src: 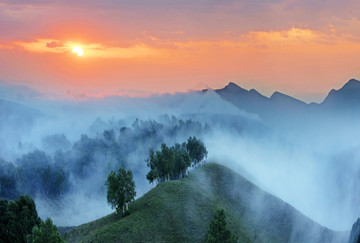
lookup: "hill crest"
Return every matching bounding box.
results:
[63,163,347,243]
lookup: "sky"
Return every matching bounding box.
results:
[0,0,360,102]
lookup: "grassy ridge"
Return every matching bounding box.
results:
[63,163,347,243]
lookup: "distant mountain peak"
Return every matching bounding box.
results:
[342,79,360,89]
[270,91,306,105]
[328,89,336,95]
[249,88,260,94]
[270,91,283,99]
[227,81,238,86]
[270,91,294,100]
[225,82,242,90]
[322,78,360,107]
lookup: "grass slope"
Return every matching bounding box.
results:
[63,163,347,243]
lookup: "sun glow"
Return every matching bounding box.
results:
[72,46,83,56]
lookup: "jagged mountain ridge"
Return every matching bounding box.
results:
[204,79,360,120]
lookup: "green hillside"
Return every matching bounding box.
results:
[63,163,348,243]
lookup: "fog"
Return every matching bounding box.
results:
[207,126,360,231]
[1,84,360,235]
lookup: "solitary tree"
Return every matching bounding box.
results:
[26,218,64,243]
[105,168,136,216]
[186,136,208,165]
[205,209,237,243]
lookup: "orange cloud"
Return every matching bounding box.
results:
[12,27,358,60]
[15,39,164,59]
[168,26,360,56]
[2,26,360,102]
[245,27,321,44]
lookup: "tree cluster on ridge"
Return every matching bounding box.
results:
[146,136,207,184]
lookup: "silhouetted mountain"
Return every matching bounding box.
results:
[205,79,360,122]
[212,82,309,121]
[270,91,306,106]
[215,82,269,115]
[321,79,360,112]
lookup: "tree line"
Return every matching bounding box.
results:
[146,136,208,184]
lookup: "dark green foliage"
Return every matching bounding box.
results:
[145,149,158,184]
[145,139,204,183]
[157,143,175,181]
[146,144,174,183]
[186,136,208,164]
[0,195,41,243]
[26,218,64,243]
[172,143,191,179]
[105,168,136,215]
[205,209,237,243]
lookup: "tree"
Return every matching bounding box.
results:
[146,149,158,184]
[1,195,41,243]
[172,143,191,179]
[205,209,237,243]
[157,143,175,181]
[145,144,175,183]
[26,218,64,243]
[145,139,207,183]
[186,136,208,165]
[105,168,136,216]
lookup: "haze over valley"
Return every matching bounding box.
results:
[1,78,360,238]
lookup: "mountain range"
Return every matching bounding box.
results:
[202,78,360,120]
[1,78,359,124]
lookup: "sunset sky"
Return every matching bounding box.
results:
[1,0,360,102]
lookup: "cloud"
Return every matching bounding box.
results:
[46,41,64,48]
[246,28,320,43]
[169,26,360,53]
[16,39,66,53]
[15,39,163,59]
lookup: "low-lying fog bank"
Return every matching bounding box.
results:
[1,86,360,232]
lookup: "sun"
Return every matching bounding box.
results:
[72,46,83,56]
